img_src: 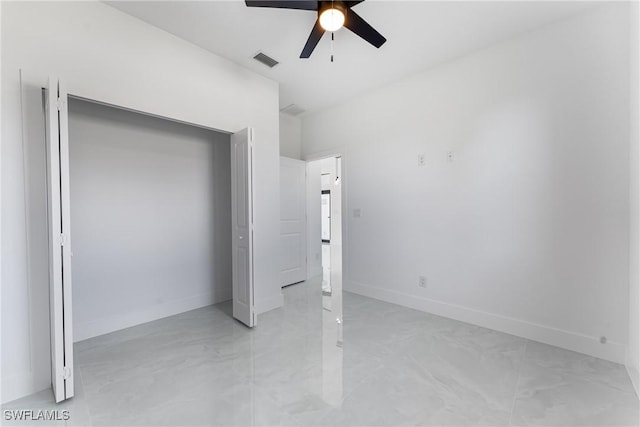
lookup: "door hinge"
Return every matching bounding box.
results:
[57,97,66,111]
[63,366,72,380]
[60,233,66,247]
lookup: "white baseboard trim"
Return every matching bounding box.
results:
[344,279,626,364]
[256,292,284,315]
[1,372,50,405]
[74,290,230,342]
[626,350,640,400]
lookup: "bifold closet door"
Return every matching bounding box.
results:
[45,76,74,402]
[231,128,256,327]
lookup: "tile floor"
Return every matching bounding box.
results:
[2,279,638,426]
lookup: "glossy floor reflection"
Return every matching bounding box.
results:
[3,279,638,426]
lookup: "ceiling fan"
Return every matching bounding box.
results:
[245,1,387,59]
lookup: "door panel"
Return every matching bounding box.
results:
[45,76,74,402]
[58,80,74,398]
[231,128,255,327]
[279,157,307,286]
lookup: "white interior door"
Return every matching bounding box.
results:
[45,76,74,402]
[279,157,307,287]
[231,128,256,327]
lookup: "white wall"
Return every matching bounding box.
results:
[628,0,640,398]
[279,113,302,160]
[302,4,631,363]
[68,99,232,341]
[1,1,281,403]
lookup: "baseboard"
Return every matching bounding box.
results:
[74,290,230,342]
[626,350,640,400]
[344,279,626,364]
[1,372,50,405]
[256,292,284,315]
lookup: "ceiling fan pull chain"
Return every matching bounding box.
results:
[331,32,334,62]
[330,0,335,62]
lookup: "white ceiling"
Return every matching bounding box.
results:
[105,1,597,115]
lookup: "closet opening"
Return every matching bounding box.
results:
[67,97,233,342]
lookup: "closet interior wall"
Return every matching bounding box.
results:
[68,98,232,341]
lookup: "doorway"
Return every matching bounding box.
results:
[67,97,233,342]
[37,77,256,402]
[306,155,343,312]
[308,157,342,298]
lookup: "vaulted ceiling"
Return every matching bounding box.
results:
[106,1,597,115]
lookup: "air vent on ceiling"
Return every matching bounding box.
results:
[280,104,306,116]
[253,51,279,68]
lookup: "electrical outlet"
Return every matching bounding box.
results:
[417,154,425,166]
[418,276,427,288]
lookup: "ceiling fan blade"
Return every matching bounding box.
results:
[343,8,386,48]
[245,1,318,11]
[300,19,325,58]
[344,1,365,7]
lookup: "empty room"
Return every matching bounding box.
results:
[1,1,639,426]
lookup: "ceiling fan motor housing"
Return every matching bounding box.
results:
[319,1,347,16]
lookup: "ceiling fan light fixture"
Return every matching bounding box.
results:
[319,8,345,32]
[245,0,387,59]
